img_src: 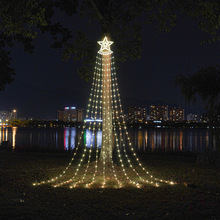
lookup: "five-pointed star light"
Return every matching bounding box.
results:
[98,36,113,52]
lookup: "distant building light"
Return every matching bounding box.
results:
[153,120,162,123]
[71,107,76,109]
[13,109,16,113]
[65,107,69,110]
[84,119,102,122]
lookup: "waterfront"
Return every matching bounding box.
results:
[0,127,217,153]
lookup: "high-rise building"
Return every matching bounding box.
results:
[149,105,169,121]
[187,113,203,122]
[57,107,84,122]
[64,107,77,122]
[128,106,147,123]
[186,113,194,121]
[0,110,8,122]
[169,106,185,122]
[77,108,84,122]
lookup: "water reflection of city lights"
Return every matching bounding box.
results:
[84,129,102,149]
[71,128,76,149]
[144,130,148,152]
[59,128,219,153]
[137,130,142,149]
[12,127,17,150]
[64,127,76,150]
[97,130,102,148]
[179,130,183,151]
[55,131,58,148]
[85,129,95,148]
[2,127,5,141]
[0,127,216,154]
[64,128,69,150]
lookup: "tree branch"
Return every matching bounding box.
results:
[89,0,103,21]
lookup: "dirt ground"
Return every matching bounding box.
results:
[0,152,219,219]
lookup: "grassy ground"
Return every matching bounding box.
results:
[0,151,219,219]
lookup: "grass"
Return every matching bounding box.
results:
[0,151,219,219]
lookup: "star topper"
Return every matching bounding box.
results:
[98,36,113,55]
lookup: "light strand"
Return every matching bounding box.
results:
[86,54,103,188]
[72,54,102,188]
[45,53,98,187]
[56,54,103,188]
[33,54,101,187]
[111,56,175,186]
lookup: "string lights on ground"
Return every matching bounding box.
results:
[33,36,176,189]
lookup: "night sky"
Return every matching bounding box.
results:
[0,10,219,120]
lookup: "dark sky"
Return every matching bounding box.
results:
[0,10,219,120]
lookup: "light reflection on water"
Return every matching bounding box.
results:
[83,129,102,149]
[12,127,17,150]
[0,127,217,153]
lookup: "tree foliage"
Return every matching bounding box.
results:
[0,0,78,88]
[175,65,220,117]
[0,0,220,88]
[0,0,47,90]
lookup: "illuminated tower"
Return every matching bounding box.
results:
[13,109,17,120]
[98,37,113,162]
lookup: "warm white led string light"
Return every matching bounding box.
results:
[33,54,101,187]
[53,124,92,188]
[110,70,142,188]
[110,113,123,187]
[111,69,158,187]
[33,36,176,189]
[69,53,104,188]
[70,102,98,188]
[98,36,113,55]
[112,107,141,188]
[85,123,101,188]
[71,55,102,188]
[70,127,95,188]
[105,55,123,188]
[86,55,103,188]
[82,57,102,186]
[54,54,103,188]
[100,54,123,188]
[101,55,107,188]
[111,55,175,186]
[111,60,148,185]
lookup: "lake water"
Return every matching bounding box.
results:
[0,127,217,153]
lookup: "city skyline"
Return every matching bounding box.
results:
[1,103,215,123]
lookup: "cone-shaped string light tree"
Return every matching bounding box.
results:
[33,36,176,188]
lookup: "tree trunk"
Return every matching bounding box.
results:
[99,18,113,162]
[100,51,113,163]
